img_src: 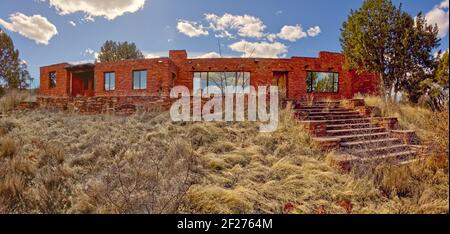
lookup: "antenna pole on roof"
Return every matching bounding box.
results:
[217,38,223,58]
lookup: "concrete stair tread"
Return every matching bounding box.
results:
[327,123,374,129]
[296,111,359,115]
[327,127,384,134]
[341,138,400,147]
[350,144,409,155]
[324,118,371,123]
[305,114,363,120]
[338,132,389,139]
[359,150,417,162]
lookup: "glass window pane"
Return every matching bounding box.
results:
[193,71,251,94]
[224,72,236,93]
[49,72,57,88]
[133,71,140,89]
[193,72,201,94]
[110,73,115,90]
[208,72,224,94]
[141,70,147,89]
[104,72,115,91]
[306,71,339,93]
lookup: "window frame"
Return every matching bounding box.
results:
[306,71,339,93]
[104,72,115,91]
[133,69,147,90]
[49,71,57,89]
[193,71,251,94]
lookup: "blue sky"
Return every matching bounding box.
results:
[0,0,448,88]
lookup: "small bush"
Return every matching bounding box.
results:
[0,90,30,113]
[0,137,17,158]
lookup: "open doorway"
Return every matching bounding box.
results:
[272,71,288,98]
[67,64,95,97]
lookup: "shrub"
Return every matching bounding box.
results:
[0,90,30,113]
[0,137,17,158]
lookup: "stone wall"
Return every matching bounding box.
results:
[37,96,172,115]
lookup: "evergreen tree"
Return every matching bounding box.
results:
[0,29,31,93]
[97,40,144,63]
[340,0,440,102]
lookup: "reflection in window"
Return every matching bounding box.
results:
[49,72,56,88]
[193,72,251,94]
[104,72,115,91]
[306,71,339,93]
[133,70,147,90]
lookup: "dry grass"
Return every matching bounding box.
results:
[0,110,196,213]
[0,90,32,114]
[0,98,448,214]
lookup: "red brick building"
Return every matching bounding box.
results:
[38,50,379,113]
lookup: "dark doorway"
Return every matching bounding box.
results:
[66,63,95,97]
[272,71,288,98]
[72,71,94,97]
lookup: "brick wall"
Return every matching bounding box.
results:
[40,63,71,97]
[94,58,176,97]
[169,51,378,101]
[38,50,380,113]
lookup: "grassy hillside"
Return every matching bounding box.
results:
[0,93,448,214]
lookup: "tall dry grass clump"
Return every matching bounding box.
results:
[185,105,390,214]
[353,95,449,213]
[0,90,31,113]
[0,110,196,213]
[0,100,448,214]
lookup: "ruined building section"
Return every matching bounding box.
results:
[37,50,380,114]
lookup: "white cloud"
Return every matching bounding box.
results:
[69,21,76,26]
[267,24,319,42]
[276,25,307,42]
[83,48,99,59]
[229,40,287,58]
[205,13,266,38]
[307,26,321,37]
[0,12,58,45]
[49,0,146,20]
[143,51,168,58]
[194,52,222,58]
[177,20,209,37]
[275,10,283,15]
[425,0,449,38]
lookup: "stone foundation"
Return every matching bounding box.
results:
[37,96,172,115]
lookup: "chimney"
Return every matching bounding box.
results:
[169,50,187,62]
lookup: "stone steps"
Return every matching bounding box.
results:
[340,138,402,148]
[297,111,360,117]
[296,99,424,171]
[327,123,376,130]
[322,118,371,125]
[307,114,364,121]
[295,108,349,112]
[359,150,418,164]
[337,132,390,143]
[327,127,386,136]
[348,144,410,156]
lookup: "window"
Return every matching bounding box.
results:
[49,72,56,88]
[104,72,115,91]
[193,71,251,94]
[306,71,339,93]
[133,70,147,90]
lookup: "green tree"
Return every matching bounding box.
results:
[96,40,144,63]
[435,51,449,89]
[417,51,449,111]
[340,0,440,102]
[0,29,31,93]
